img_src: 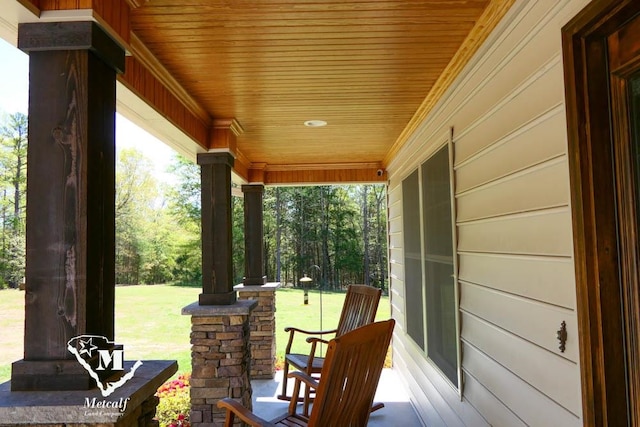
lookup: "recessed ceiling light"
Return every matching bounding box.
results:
[304,120,327,127]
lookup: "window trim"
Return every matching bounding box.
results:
[402,128,462,395]
[447,129,462,398]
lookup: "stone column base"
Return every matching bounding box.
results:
[235,282,280,379]
[182,299,257,427]
[0,360,177,427]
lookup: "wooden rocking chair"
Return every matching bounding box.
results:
[218,319,395,427]
[277,284,382,402]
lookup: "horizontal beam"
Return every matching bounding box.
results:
[258,167,387,185]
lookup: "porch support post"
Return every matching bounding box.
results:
[242,184,267,285]
[238,184,277,379]
[198,152,236,305]
[11,21,124,391]
[187,151,258,425]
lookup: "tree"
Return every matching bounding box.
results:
[362,185,370,285]
[260,184,387,291]
[167,155,201,225]
[0,112,27,287]
[232,192,244,285]
[166,155,202,285]
[140,206,178,285]
[370,185,388,291]
[115,148,161,285]
[1,113,27,232]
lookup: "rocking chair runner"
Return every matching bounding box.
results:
[277,284,382,402]
[217,319,395,427]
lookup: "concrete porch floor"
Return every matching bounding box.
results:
[251,368,424,426]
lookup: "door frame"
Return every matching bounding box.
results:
[563,0,640,425]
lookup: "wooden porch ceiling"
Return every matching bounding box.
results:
[13,0,514,184]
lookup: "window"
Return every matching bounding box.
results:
[402,143,459,387]
[402,170,424,349]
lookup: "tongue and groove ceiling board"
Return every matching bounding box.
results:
[127,0,502,181]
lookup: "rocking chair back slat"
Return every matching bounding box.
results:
[335,285,381,337]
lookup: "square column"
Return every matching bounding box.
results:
[242,184,267,285]
[182,300,257,426]
[2,22,178,427]
[198,152,236,305]
[12,21,124,391]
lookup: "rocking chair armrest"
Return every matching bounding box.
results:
[284,326,338,335]
[305,336,330,368]
[217,398,277,427]
[283,327,338,354]
[305,336,330,345]
[288,371,320,390]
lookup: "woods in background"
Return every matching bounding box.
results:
[118,153,388,291]
[263,185,388,291]
[0,111,388,291]
[0,112,27,288]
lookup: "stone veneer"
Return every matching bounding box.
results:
[234,283,279,379]
[182,300,257,427]
[0,360,177,427]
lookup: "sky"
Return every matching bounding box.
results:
[0,38,177,183]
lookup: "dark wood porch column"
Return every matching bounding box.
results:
[242,184,267,285]
[11,21,124,391]
[198,152,237,305]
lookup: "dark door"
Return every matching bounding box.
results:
[608,21,640,426]
[563,1,640,425]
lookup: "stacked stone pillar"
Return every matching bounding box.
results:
[235,184,280,379]
[183,301,257,426]
[235,283,280,379]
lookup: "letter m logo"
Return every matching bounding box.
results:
[96,349,124,371]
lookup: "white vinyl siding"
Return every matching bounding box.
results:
[386,0,590,425]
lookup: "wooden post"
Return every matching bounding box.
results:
[11,21,124,391]
[198,152,237,305]
[242,184,267,285]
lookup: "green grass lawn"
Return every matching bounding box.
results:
[0,288,25,384]
[0,285,390,383]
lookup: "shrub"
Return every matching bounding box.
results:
[156,373,191,427]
